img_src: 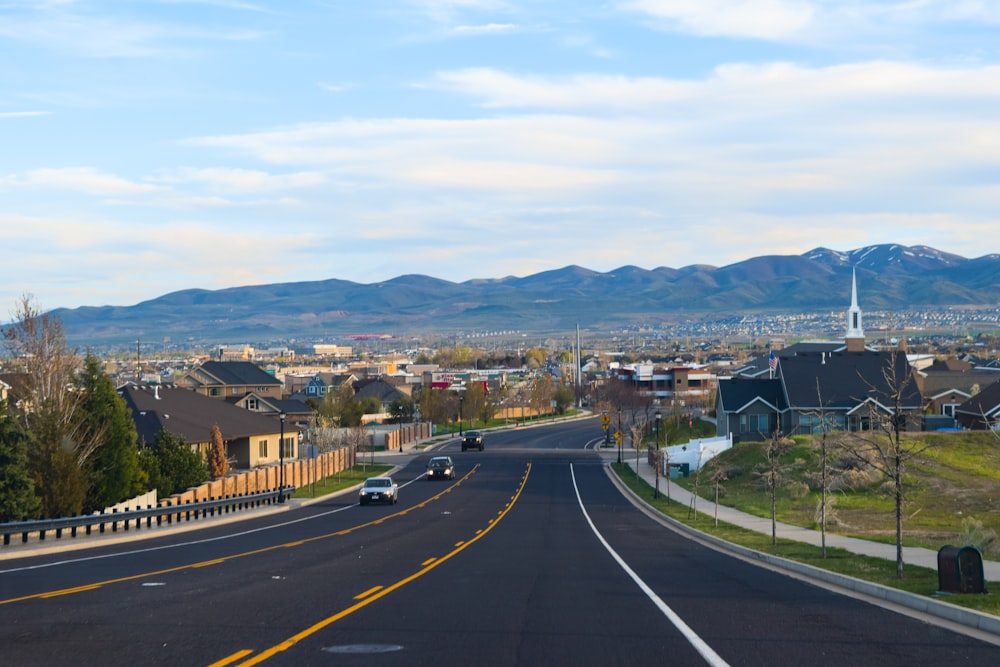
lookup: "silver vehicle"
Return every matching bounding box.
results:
[359,476,398,505]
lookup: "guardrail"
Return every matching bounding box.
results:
[1,487,295,548]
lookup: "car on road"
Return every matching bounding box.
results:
[426,456,456,480]
[359,476,398,505]
[461,430,484,451]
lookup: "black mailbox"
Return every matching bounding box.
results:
[937,545,988,594]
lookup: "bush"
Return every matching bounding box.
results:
[786,480,810,499]
[959,517,998,557]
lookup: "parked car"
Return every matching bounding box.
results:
[462,430,484,451]
[426,456,456,480]
[359,476,398,505]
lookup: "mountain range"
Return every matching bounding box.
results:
[51,244,1000,346]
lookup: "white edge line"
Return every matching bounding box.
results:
[569,463,730,667]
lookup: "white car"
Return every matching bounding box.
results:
[359,476,398,505]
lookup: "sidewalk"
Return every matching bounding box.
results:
[623,450,1000,582]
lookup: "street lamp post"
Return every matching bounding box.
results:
[459,394,464,436]
[654,410,662,500]
[278,411,286,503]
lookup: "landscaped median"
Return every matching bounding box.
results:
[610,462,1000,620]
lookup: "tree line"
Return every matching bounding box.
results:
[1,296,208,522]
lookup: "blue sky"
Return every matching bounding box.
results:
[2,1,1000,310]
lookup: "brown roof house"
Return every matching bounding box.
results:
[176,361,283,401]
[119,383,298,469]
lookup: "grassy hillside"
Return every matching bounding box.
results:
[676,430,1000,555]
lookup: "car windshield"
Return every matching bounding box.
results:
[429,459,449,468]
[367,479,390,487]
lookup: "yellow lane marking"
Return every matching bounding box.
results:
[232,463,532,666]
[421,558,437,566]
[0,466,481,607]
[208,649,254,667]
[354,585,384,600]
[40,584,102,598]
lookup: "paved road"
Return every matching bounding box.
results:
[1,420,998,665]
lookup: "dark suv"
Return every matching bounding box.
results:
[461,430,484,451]
[426,456,456,480]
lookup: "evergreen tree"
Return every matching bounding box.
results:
[139,431,209,498]
[77,353,144,512]
[0,403,40,521]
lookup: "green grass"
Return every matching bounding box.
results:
[289,464,393,500]
[612,461,1000,617]
[669,431,1000,553]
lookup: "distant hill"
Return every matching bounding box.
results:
[50,244,1000,345]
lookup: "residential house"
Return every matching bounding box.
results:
[954,380,1000,430]
[119,383,298,469]
[177,360,283,401]
[915,358,1000,419]
[353,378,408,414]
[303,372,358,401]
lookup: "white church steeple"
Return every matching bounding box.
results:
[845,267,865,351]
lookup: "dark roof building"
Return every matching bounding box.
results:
[954,381,1000,430]
[177,361,282,400]
[717,272,922,441]
[119,383,297,469]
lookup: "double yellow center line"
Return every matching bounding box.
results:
[212,463,532,667]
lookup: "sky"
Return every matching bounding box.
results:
[3,1,1000,311]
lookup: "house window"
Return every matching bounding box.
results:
[210,388,221,397]
[943,403,958,417]
[259,440,268,458]
[307,386,316,395]
[281,436,292,458]
[256,386,268,392]
[740,414,770,433]
[232,387,240,395]
[247,397,259,411]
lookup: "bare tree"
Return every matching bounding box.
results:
[711,467,729,528]
[347,423,372,469]
[2,295,93,516]
[755,417,790,545]
[629,418,647,482]
[844,351,931,578]
[802,380,839,558]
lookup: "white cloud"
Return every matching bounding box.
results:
[622,0,816,40]
[453,23,518,34]
[621,0,1000,44]
[0,168,163,196]
[153,167,326,192]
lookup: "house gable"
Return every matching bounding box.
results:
[118,383,297,468]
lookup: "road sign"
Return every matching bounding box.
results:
[601,413,610,426]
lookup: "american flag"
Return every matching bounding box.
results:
[768,351,778,371]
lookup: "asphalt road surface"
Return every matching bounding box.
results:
[2,419,998,666]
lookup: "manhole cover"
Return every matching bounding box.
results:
[323,644,404,654]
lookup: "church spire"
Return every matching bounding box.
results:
[845,267,865,351]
